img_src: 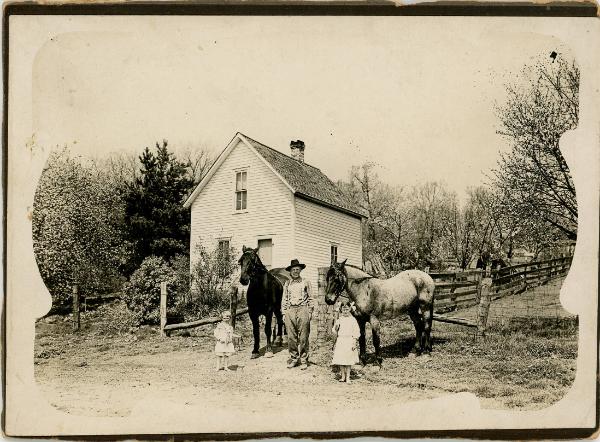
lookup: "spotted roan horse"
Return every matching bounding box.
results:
[238,246,289,359]
[325,259,435,366]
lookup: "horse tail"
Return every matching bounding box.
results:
[415,271,435,353]
[408,271,435,305]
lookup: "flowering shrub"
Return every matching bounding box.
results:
[32,149,128,312]
[122,256,177,325]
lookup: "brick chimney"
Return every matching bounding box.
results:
[290,140,305,163]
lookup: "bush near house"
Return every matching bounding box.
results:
[176,242,238,322]
[122,242,238,325]
[122,256,179,325]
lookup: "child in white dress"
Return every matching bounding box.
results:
[214,311,239,371]
[331,300,360,383]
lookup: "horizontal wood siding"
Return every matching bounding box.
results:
[190,139,294,267]
[294,198,363,293]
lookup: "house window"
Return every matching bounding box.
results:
[217,239,230,277]
[235,171,247,211]
[218,239,230,259]
[331,244,338,264]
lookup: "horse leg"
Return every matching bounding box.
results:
[408,304,424,357]
[250,314,261,359]
[370,316,383,367]
[273,309,284,346]
[421,299,434,354]
[264,312,274,357]
[357,317,368,366]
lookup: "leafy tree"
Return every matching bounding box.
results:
[368,184,415,272]
[180,146,213,187]
[93,152,141,193]
[492,55,578,241]
[32,149,127,312]
[407,181,456,270]
[444,194,473,270]
[123,140,195,274]
[338,163,457,271]
[337,163,411,271]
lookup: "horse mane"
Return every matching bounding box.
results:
[343,264,374,280]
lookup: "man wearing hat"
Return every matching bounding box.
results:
[282,258,315,369]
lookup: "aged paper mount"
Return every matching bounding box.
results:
[3,11,599,437]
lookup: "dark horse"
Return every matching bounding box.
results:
[325,259,435,366]
[238,246,290,359]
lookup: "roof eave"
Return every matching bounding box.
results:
[295,192,367,219]
[183,132,243,208]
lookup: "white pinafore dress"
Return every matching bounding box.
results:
[214,321,235,356]
[331,315,361,366]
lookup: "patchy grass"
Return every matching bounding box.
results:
[309,279,578,410]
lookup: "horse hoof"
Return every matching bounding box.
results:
[273,338,282,346]
[251,353,260,359]
[408,352,417,359]
[265,351,274,358]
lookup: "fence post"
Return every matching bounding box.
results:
[524,262,531,290]
[160,282,167,337]
[450,272,457,306]
[72,285,80,332]
[476,265,492,338]
[230,285,238,330]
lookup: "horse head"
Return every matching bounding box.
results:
[325,259,347,305]
[238,245,264,285]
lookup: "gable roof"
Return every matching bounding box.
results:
[183,132,368,219]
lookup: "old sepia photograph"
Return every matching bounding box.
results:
[3,7,599,437]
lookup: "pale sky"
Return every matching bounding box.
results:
[31,16,570,199]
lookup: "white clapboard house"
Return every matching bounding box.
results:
[183,132,368,290]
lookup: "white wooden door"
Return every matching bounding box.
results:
[257,239,272,269]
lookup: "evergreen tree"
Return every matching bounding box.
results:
[123,140,194,274]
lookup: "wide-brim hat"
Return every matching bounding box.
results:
[286,259,306,271]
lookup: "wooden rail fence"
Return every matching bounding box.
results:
[315,255,572,342]
[160,285,246,336]
[430,255,572,313]
[94,255,570,340]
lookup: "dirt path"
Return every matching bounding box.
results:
[35,279,577,417]
[35,336,448,417]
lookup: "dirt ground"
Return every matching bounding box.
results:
[34,279,577,417]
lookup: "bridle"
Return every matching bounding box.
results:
[327,267,350,302]
[239,251,266,280]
